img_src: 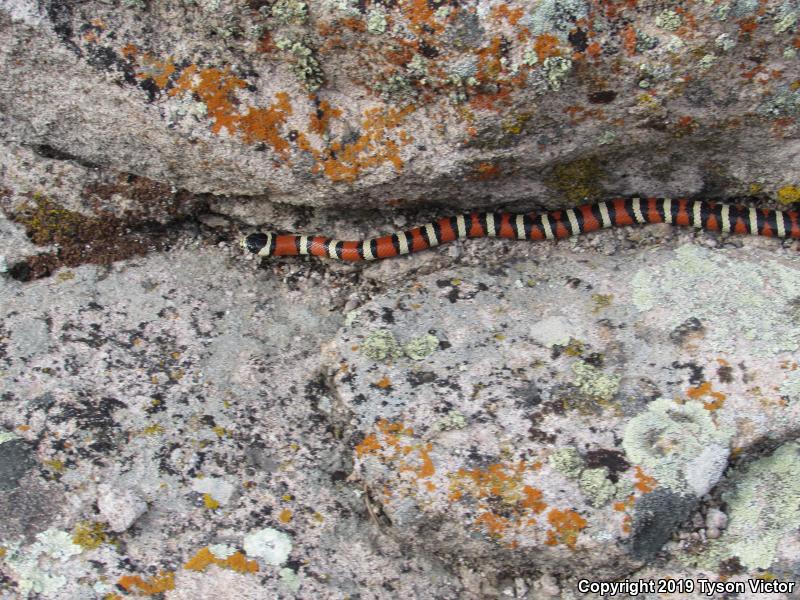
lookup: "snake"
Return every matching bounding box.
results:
[240,198,800,262]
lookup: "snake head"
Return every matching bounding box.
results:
[241,232,273,257]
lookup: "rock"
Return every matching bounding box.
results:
[1,0,797,217]
[327,242,800,579]
[97,484,148,533]
[0,437,36,491]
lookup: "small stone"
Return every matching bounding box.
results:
[705,507,727,531]
[97,484,148,532]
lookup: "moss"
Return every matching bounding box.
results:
[571,361,620,403]
[549,446,583,478]
[579,467,616,507]
[544,157,603,203]
[622,398,731,496]
[361,329,404,362]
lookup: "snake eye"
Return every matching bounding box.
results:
[244,232,270,254]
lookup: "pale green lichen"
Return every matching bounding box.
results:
[3,529,82,596]
[622,398,731,496]
[366,8,387,34]
[208,544,237,559]
[272,0,308,24]
[275,36,324,91]
[655,10,683,30]
[404,334,439,360]
[631,245,800,357]
[715,33,736,51]
[435,410,467,431]
[361,329,404,362]
[280,567,301,591]
[571,361,620,403]
[528,0,589,34]
[597,131,616,145]
[579,467,616,507]
[542,56,572,91]
[0,431,18,445]
[698,54,717,70]
[774,12,797,33]
[635,30,659,52]
[244,528,292,566]
[779,369,800,402]
[697,442,800,570]
[522,49,538,66]
[549,446,583,478]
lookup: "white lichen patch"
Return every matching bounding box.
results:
[698,442,800,569]
[2,530,83,597]
[623,398,731,496]
[243,528,292,566]
[192,476,235,505]
[209,544,238,559]
[631,245,800,356]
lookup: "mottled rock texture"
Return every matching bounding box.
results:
[1,0,798,212]
[1,0,800,598]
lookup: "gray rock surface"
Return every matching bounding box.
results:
[2,206,799,597]
[1,0,800,597]
[1,0,798,212]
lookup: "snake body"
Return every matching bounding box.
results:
[241,198,800,262]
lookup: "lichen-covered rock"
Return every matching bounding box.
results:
[326,243,800,579]
[1,0,798,213]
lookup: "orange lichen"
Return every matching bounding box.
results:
[184,547,259,574]
[738,17,758,34]
[170,66,247,136]
[534,34,562,62]
[544,508,587,548]
[309,99,343,135]
[136,54,176,89]
[279,509,293,523]
[687,381,726,411]
[476,511,511,537]
[375,376,392,389]
[237,96,293,152]
[493,4,525,25]
[622,26,637,55]
[313,105,414,182]
[633,466,657,493]
[120,43,139,59]
[401,0,442,35]
[117,572,175,595]
[474,162,502,180]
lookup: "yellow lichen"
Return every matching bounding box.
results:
[117,572,175,595]
[184,547,259,574]
[777,185,800,205]
[72,521,110,550]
